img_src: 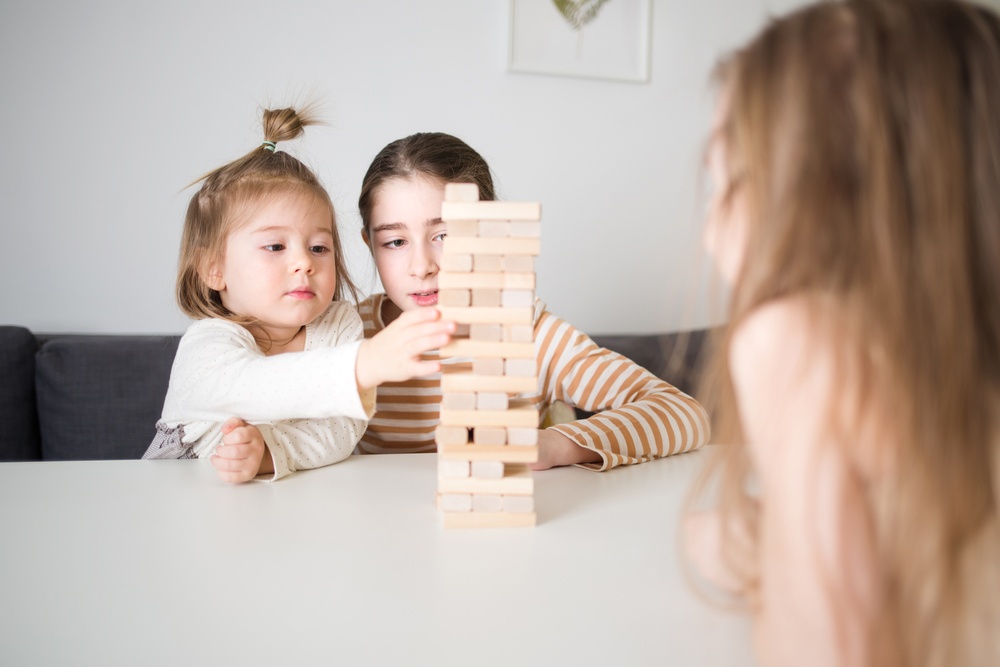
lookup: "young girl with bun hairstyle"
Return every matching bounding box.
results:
[144,108,453,483]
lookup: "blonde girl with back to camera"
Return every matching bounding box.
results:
[143,108,453,483]
[688,0,1000,665]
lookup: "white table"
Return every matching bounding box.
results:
[0,448,754,666]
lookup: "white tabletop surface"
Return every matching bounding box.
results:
[0,448,755,667]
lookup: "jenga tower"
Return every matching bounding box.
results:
[435,183,541,528]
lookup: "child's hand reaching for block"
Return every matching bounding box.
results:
[355,307,454,390]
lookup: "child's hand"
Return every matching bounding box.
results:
[531,429,602,470]
[211,417,273,483]
[356,307,454,390]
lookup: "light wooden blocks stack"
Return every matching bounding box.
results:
[436,182,541,528]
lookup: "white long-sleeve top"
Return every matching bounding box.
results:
[159,301,375,480]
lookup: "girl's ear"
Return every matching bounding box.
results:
[200,258,226,291]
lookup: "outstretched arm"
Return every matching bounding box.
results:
[534,308,710,470]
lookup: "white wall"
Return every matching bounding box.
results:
[0,0,809,335]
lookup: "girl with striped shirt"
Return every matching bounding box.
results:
[356,132,709,470]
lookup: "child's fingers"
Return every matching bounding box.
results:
[221,425,257,447]
[399,322,453,351]
[396,306,442,324]
[221,416,246,434]
[214,442,255,460]
[211,453,251,474]
[408,332,451,355]
[408,359,442,378]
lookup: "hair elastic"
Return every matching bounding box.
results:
[262,141,277,152]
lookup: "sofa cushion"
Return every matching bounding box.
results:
[591,328,712,397]
[0,326,41,460]
[35,335,180,460]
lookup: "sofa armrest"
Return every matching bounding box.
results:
[0,326,41,461]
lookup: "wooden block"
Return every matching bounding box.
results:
[507,427,539,446]
[510,221,541,238]
[440,369,537,393]
[445,183,480,202]
[505,358,536,377]
[441,200,541,222]
[502,254,534,272]
[444,237,541,257]
[435,425,470,447]
[472,357,505,375]
[443,511,536,529]
[438,459,471,479]
[471,288,501,307]
[502,495,536,513]
[439,340,534,360]
[473,254,503,272]
[473,427,506,446]
[438,289,470,307]
[439,406,538,428]
[455,323,471,337]
[501,289,534,308]
[438,306,533,325]
[441,253,473,272]
[445,219,480,237]
[439,493,472,512]
[476,392,509,411]
[438,465,533,495]
[469,324,503,342]
[503,324,534,343]
[441,392,476,410]
[439,444,539,463]
[478,220,510,237]
[471,460,505,479]
[472,494,504,512]
[437,272,536,290]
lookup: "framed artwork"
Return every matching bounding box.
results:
[507,0,652,83]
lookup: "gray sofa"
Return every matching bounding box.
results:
[0,324,710,462]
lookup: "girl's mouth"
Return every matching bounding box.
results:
[410,291,438,307]
[286,289,316,300]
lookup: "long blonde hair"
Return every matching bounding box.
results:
[692,0,1000,664]
[176,107,359,322]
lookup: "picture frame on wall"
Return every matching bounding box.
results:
[507,0,652,83]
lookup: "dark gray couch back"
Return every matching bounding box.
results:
[0,325,709,462]
[34,334,180,460]
[1,327,179,461]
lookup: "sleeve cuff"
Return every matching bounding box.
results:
[255,424,291,481]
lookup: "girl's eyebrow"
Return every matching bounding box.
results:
[250,225,333,236]
[371,219,444,234]
[371,222,405,234]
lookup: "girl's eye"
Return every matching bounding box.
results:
[432,232,447,242]
[309,245,331,254]
[263,244,285,252]
[382,239,406,249]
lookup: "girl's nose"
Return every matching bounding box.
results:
[291,247,314,274]
[409,245,438,278]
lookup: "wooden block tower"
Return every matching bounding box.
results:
[435,183,541,529]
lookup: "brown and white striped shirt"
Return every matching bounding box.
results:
[356,294,709,470]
